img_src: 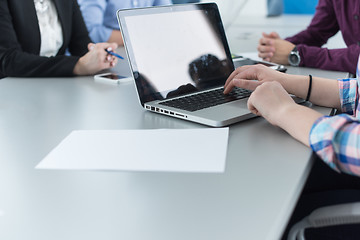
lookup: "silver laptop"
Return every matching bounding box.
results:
[116,3,263,127]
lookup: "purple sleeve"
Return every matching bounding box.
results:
[285,0,339,47]
[284,0,360,73]
[296,44,360,73]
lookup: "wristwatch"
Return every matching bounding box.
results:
[288,46,301,67]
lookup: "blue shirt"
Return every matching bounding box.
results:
[78,0,172,43]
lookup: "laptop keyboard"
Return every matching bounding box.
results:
[159,87,252,112]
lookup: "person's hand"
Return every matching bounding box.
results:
[223,64,287,94]
[247,81,296,126]
[73,42,118,76]
[257,32,280,61]
[258,32,295,65]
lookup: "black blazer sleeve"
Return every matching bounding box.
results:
[0,0,91,78]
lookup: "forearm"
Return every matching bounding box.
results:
[275,104,324,147]
[0,49,78,77]
[279,74,341,108]
[285,26,337,48]
[297,45,360,74]
[280,107,360,177]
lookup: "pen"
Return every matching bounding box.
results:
[105,49,124,60]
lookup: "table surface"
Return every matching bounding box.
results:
[0,14,348,240]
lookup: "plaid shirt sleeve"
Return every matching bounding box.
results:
[309,78,360,177]
[338,78,358,116]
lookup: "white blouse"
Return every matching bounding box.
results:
[34,0,63,57]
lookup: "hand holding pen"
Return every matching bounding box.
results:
[73,43,119,75]
[105,48,124,59]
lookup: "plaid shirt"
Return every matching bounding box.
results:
[309,57,360,177]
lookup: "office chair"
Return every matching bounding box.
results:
[287,202,360,240]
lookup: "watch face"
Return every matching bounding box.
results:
[289,52,300,66]
[289,54,298,63]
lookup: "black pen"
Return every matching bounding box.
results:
[105,48,124,60]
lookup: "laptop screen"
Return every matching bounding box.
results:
[118,3,234,105]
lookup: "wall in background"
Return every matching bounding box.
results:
[202,0,267,17]
[283,0,318,14]
[200,0,318,17]
[201,0,267,29]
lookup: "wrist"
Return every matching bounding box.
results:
[275,72,291,91]
[272,102,298,127]
[280,74,306,96]
[73,57,86,75]
[278,104,323,146]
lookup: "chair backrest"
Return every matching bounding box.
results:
[288,202,360,240]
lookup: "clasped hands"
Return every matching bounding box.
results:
[257,32,295,65]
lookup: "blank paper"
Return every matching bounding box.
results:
[36,128,229,173]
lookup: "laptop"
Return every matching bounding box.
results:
[116,3,287,127]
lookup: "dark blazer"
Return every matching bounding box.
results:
[0,0,91,78]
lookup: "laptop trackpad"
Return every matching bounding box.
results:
[197,99,251,120]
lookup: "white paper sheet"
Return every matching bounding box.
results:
[36,128,229,173]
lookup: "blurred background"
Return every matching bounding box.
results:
[173,0,318,16]
[171,0,344,57]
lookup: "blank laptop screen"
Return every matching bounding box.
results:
[118,4,234,104]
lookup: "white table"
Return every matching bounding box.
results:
[0,70,339,240]
[0,14,347,240]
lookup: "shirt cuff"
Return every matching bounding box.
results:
[338,78,357,115]
[295,44,306,67]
